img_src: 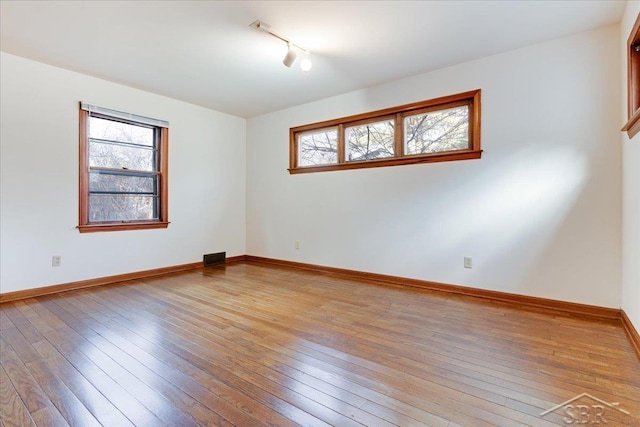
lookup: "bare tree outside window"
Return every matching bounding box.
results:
[88,116,159,221]
[346,119,395,161]
[298,129,338,166]
[404,106,469,155]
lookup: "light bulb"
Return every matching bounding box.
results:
[300,53,312,72]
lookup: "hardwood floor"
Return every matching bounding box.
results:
[1,262,638,426]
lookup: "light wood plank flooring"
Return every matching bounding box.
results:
[1,262,639,426]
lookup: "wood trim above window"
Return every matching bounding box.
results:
[622,13,640,138]
[289,90,481,174]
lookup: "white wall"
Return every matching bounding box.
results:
[0,52,246,293]
[621,2,640,332]
[247,25,622,308]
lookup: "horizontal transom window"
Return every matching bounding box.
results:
[289,90,481,174]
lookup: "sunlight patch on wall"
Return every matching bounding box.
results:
[445,145,589,288]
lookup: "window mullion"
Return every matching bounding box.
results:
[89,137,156,150]
[337,124,345,164]
[89,166,159,177]
[395,113,403,157]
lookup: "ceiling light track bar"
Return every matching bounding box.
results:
[250,20,308,53]
[250,20,312,71]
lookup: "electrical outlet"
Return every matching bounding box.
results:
[52,256,62,267]
[295,241,300,250]
[464,257,472,269]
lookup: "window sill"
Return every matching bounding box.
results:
[622,109,640,139]
[288,150,482,174]
[78,221,170,233]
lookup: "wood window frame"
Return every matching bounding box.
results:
[289,89,481,174]
[622,13,640,138]
[78,108,169,233]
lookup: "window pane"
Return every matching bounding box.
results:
[404,106,469,155]
[298,129,338,166]
[89,116,154,146]
[89,194,157,221]
[346,119,395,161]
[89,140,155,171]
[89,171,156,194]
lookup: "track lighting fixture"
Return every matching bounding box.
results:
[250,20,312,72]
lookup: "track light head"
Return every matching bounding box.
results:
[282,44,298,68]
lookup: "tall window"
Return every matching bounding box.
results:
[289,90,481,174]
[78,103,169,233]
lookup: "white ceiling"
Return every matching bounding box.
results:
[0,1,626,118]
